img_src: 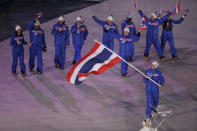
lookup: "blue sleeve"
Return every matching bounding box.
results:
[52,25,58,35]
[22,37,27,45]
[158,13,171,25]
[84,26,88,40]
[28,20,35,32]
[42,31,47,48]
[114,25,119,38]
[138,10,148,21]
[66,26,70,45]
[92,16,105,27]
[114,33,120,40]
[71,25,77,34]
[121,22,126,34]
[133,34,140,42]
[28,20,35,42]
[159,72,165,86]
[133,24,137,35]
[10,34,16,47]
[171,17,184,24]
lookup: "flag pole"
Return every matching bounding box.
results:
[94,40,161,87]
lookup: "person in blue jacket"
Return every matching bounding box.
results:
[116,27,140,77]
[10,25,28,77]
[137,8,172,62]
[121,15,138,62]
[91,13,119,51]
[71,16,88,65]
[161,14,187,61]
[28,16,47,74]
[52,16,70,69]
[143,61,165,122]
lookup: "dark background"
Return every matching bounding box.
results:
[0,0,103,42]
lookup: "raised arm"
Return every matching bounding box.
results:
[171,17,184,24]
[92,16,105,26]
[138,9,148,21]
[28,20,35,32]
[121,22,126,34]
[158,12,171,25]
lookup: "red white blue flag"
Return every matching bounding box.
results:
[66,41,121,85]
[173,0,181,15]
[126,9,132,16]
[134,1,139,9]
[160,9,168,14]
[138,17,147,30]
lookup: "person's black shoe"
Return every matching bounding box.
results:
[22,73,27,77]
[55,64,59,68]
[72,60,76,65]
[37,71,42,75]
[60,67,64,70]
[37,69,42,75]
[129,57,133,62]
[21,70,26,77]
[12,72,17,76]
[29,69,34,72]
[159,56,166,62]
[151,107,158,114]
[121,73,128,77]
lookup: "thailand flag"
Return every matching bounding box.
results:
[160,9,168,14]
[138,17,147,30]
[36,12,43,18]
[66,41,121,85]
[126,9,132,16]
[134,1,139,9]
[173,0,181,15]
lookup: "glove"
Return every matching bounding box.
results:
[42,47,47,52]
[104,29,108,33]
[16,42,21,46]
[167,10,172,15]
[137,32,140,36]
[183,13,188,18]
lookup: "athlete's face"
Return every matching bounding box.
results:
[107,20,112,25]
[59,20,64,24]
[124,31,129,36]
[152,64,156,70]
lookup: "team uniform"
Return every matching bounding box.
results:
[52,22,70,69]
[10,31,27,75]
[121,19,138,61]
[71,22,88,63]
[161,17,184,59]
[92,16,119,51]
[28,20,47,73]
[143,67,165,119]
